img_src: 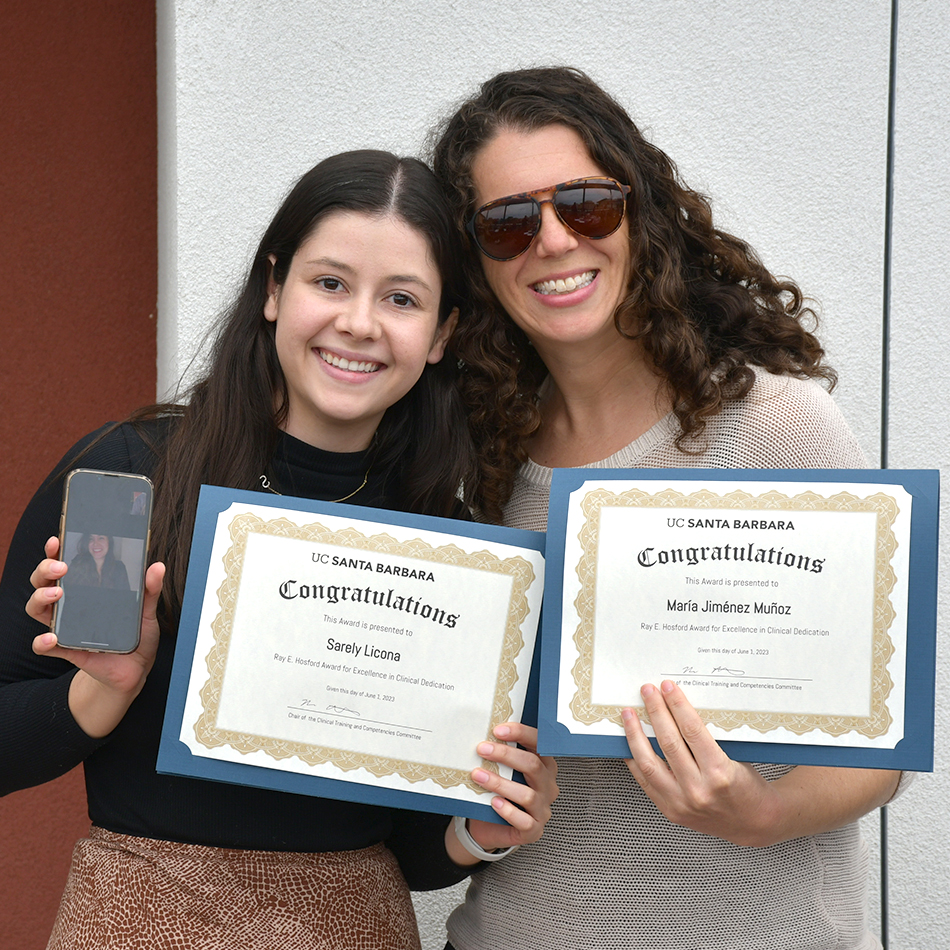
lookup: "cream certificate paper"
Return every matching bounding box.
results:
[160,487,545,820]
[550,476,913,753]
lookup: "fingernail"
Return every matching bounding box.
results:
[621,708,633,723]
[477,742,494,757]
[661,680,675,694]
[641,683,656,698]
[40,633,55,647]
[44,587,59,599]
[493,724,511,739]
[472,769,491,784]
[491,797,505,810]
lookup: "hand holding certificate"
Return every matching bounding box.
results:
[620,679,901,847]
[158,487,548,824]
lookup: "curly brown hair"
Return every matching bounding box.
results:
[429,67,836,522]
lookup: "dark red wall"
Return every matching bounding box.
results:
[0,2,156,945]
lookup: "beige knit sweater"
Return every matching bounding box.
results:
[448,370,895,950]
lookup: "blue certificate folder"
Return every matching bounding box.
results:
[157,486,545,824]
[538,469,938,771]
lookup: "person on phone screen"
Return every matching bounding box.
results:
[430,67,906,950]
[65,534,130,590]
[0,151,557,950]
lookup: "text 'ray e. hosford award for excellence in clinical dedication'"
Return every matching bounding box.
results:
[537,470,937,771]
[157,487,545,822]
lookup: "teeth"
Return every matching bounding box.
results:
[533,270,596,295]
[319,350,381,373]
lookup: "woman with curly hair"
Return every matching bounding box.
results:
[431,66,901,950]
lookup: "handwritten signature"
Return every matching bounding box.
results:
[326,704,361,718]
[680,666,747,677]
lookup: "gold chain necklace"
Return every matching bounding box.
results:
[259,467,370,504]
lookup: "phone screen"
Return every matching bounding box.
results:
[54,469,153,653]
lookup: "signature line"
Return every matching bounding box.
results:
[286,706,432,733]
[662,673,813,683]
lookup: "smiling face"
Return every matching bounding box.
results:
[264,211,456,453]
[470,124,632,359]
[88,535,109,561]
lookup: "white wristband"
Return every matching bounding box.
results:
[453,815,519,863]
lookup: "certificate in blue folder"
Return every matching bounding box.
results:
[157,486,545,823]
[537,470,937,771]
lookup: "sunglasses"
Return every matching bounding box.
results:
[467,177,632,262]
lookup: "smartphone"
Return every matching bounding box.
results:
[52,469,154,653]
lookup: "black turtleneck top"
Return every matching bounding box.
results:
[0,422,470,889]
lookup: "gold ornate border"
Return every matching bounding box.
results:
[569,486,899,738]
[193,512,536,792]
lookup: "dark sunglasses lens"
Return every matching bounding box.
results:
[555,182,626,238]
[474,198,539,260]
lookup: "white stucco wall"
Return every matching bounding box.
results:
[156,1,947,946]
[885,2,950,943]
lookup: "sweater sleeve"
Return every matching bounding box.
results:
[730,371,868,468]
[386,808,480,891]
[0,424,152,796]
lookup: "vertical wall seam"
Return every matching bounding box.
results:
[879,2,899,948]
[881,0,898,471]
[156,0,180,401]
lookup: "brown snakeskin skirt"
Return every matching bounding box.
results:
[47,826,422,949]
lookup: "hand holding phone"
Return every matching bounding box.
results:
[28,535,166,738]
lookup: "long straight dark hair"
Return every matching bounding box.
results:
[128,150,471,621]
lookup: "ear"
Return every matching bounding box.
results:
[426,307,459,364]
[263,254,280,322]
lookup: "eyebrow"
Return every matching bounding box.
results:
[302,257,434,294]
[387,274,435,294]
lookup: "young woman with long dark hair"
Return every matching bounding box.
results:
[66,534,130,590]
[1,149,556,950]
